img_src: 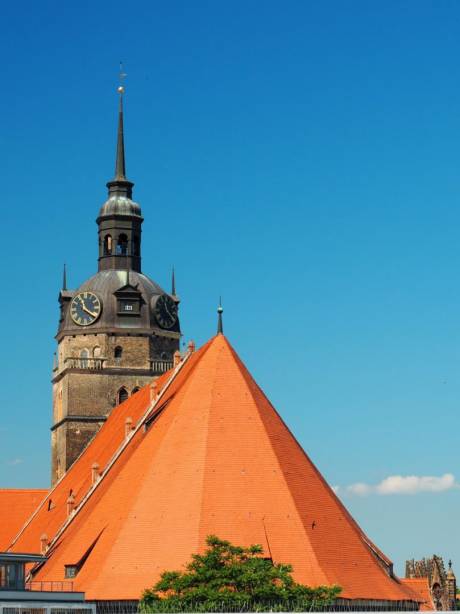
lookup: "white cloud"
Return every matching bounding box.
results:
[340,473,458,497]
[376,473,456,495]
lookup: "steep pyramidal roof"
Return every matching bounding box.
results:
[12,335,417,605]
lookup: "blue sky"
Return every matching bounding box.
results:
[1,0,459,575]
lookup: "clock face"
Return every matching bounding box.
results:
[70,292,102,326]
[154,294,177,329]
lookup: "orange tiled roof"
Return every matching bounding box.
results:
[7,372,171,554]
[0,489,48,549]
[23,335,418,605]
[400,578,434,611]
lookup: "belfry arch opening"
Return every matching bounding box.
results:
[103,235,112,255]
[116,234,128,255]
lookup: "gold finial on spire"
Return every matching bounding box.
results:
[118,61,127,94]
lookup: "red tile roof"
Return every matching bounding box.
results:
[400,578,434,611]
[0,489,48,549]
[16,335,418,605]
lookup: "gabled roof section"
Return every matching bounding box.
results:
[0,489,48,549]
[25,335,417,605]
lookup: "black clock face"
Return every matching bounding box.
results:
[154,294,177,329]
[70,292,102,326]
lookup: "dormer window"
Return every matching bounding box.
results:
[118,298,140,315]
[65,565,78,579]
[114,281,143,318]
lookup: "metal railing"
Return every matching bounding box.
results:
[24,580,74,592]
[93,599,422,613]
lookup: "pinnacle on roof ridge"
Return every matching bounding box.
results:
[217,297,223,334]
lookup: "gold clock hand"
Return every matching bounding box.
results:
[82,304,97,318]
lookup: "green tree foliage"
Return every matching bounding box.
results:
[140,535,341,612]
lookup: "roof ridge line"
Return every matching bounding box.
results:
[41,349,195,559]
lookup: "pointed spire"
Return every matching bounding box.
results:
[217,297,224,335]
[171,266,176,296]
[62,263,67,291]
[114,90,126,180]
[106,64,133,199]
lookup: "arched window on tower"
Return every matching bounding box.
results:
[93,346,101,358]
[104,235,112,255]
[116,234,128,255]
[80,349,89,369]
[132,236,140,256]
[132,386,140,396]
[117,387,129,405]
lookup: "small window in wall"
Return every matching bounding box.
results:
[114,346,123,359]
[117,387,129,404]
[116,233,128,255]
[132,387,140,395]
[93,346,101,358]
[104,234,112,255]
[80,348,89,368]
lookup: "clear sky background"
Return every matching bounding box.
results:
[1,0,459,576]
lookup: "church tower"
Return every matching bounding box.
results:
[51,87,180,484]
